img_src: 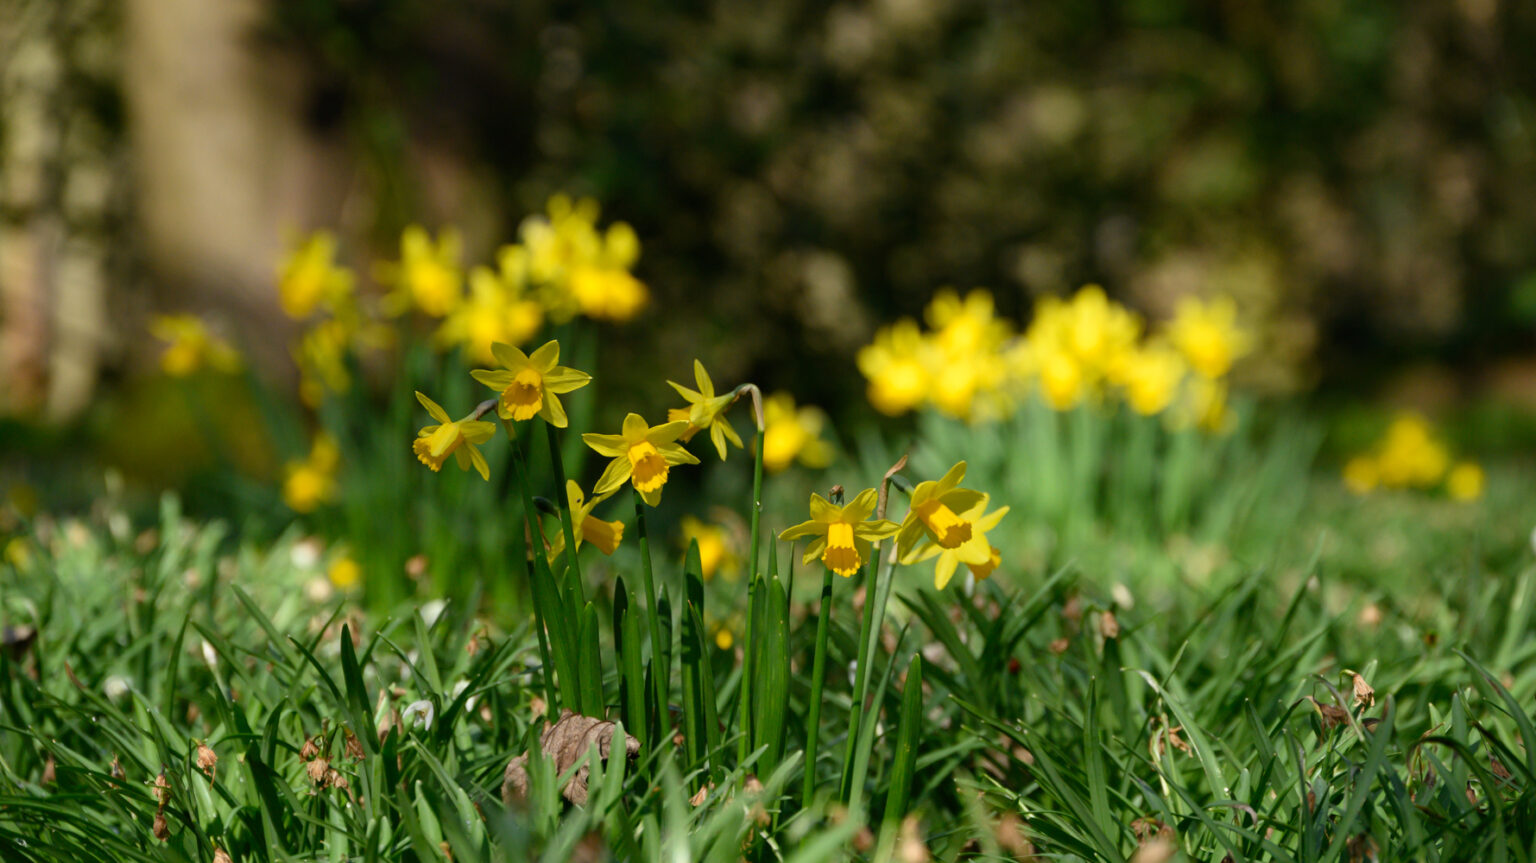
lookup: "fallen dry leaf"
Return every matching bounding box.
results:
[502,710,640,806]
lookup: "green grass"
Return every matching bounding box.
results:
[4,405,1536,861]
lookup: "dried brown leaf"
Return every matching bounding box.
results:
[502,710,640,806]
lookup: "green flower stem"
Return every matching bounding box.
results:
[801,563,835,809]
[632,486,672,743]
[839,554,880,803]
[737,412,766,771]
[499,416,556,709]
[544,419,585,604]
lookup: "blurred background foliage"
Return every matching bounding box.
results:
[3,0,1536,499]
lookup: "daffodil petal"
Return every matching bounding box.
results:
[541,392,569,428]
[854,518,900,541]
[935,460,967,493]
[645,420,691,445]
[779,519,824,541]
[934,553,960,590]
[658,442,700,465]
[415,391,452,424]
[843,488,880,523]
[668,380,703,402]
[583,433,629,457]
[529,339,559,371]
[468,445,490,481]
[544,368,591,393]
[710,424,728,461]
[808,493,839,523]
[801,536,828,566]
[693,360,715,399]
[471,369,516,390]
[640,484,662,507]
[594,457,633,495]
[491,342,530,369]
[621,412,649,441]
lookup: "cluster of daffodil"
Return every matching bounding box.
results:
[403,335,1002,822]
[858,285,1252,430]
[1342,413,1484,502]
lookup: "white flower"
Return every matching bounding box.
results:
[104,675,132,701]
[403,699,435,731]
[451,679,475,712]
[419,600,447,629]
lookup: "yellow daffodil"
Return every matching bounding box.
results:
[1037,349,1085,411]
[1445,461,1484,502]
[583,413,700,506]
[412,392,496,480]
[903,498,1008,589]
[681,515,738,580]
[569,265,648,322]
[282,433,341,513]
[1167,294,1251,380]
[1374,414,1449,488]
[778,488,899,577]
[294,318,354,407]
[857,319,932,416]
[895,461,987,560]
[667,360,742,460]
[1342,456,1379,496]
[761,393,834,472]
[381,226,463,318]
[470,340,591,427]
[437,264,544,364]
[1119,341,1187,417]
[150,315,242,377]
[547,480,625,559]
[277,231,353,319]
[328,555,361,590]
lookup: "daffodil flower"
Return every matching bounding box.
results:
[778,489,899,577]
[547,480,625,559]
[667,360,743,461]
[150,315,242,377]
[681,515,738,580]
[470,340,591,427]
[412,392,496,480]
[283,433,341,513]
[1167,294,1251,380]
[894,461,987,560]
[381,226,463,318]
[583,413,700,506]
[902,497,1008,589]
[277,231,354,319]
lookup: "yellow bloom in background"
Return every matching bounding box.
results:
[903,498,1008,590]
[277,231,353,319]
[895,461,987,560]
[681,515,739,580]
[470,340,591,427]
[569,264,648,322]
[1119,341,1187,417]
[714,625,735,651]
[668,359,742,460]
[1167,294,1251,380]
[412,391,496,480]
[328,555,361,590]
[584,413,700,506]
[294,318,353,407]
[779,488,900,577]
[857,319,931,416]
[1182,378,1234,434]
[761,393,834,472]
[1374,413,1449,488]
[1342,456,1379,496]
[927,289,1011,357]
[437,265,544,364]
[1027,286,1141,384]
[1037,348,1085,411]
[150,314,242,377]
[1445,461,1485,502]
[382,226,463,318]
[282,433,341,513]
[547,480,625,559]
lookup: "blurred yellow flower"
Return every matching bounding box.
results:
[714,625,735,651]
[895,461,987,560]
[1119,341,1187,417]
[547,480,624,559]
[857,319,931,416]
[903,497,1008,590]
[437,264,544,364]
[681,515,738,580]
[470,340,591,427]
[282,433,341,513]
[1445,461,1485,502]
[294,318,353,407]
[1374,414,1449,488]
[412,392,496,480]
[277,231,353,319]
[519,196,647,323]
[1342,456,1379,496]
[150,315,242,377]
[761,393,833,472]
[668,360,742,461]
[569,265,648,322]
[583,413,700,506]
[382,226,463,318]
[779,488,899,577]
[1167,295,1251,380]
[4,537,32,570]
[1037,349,1085,411]
[328,556,361,590]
